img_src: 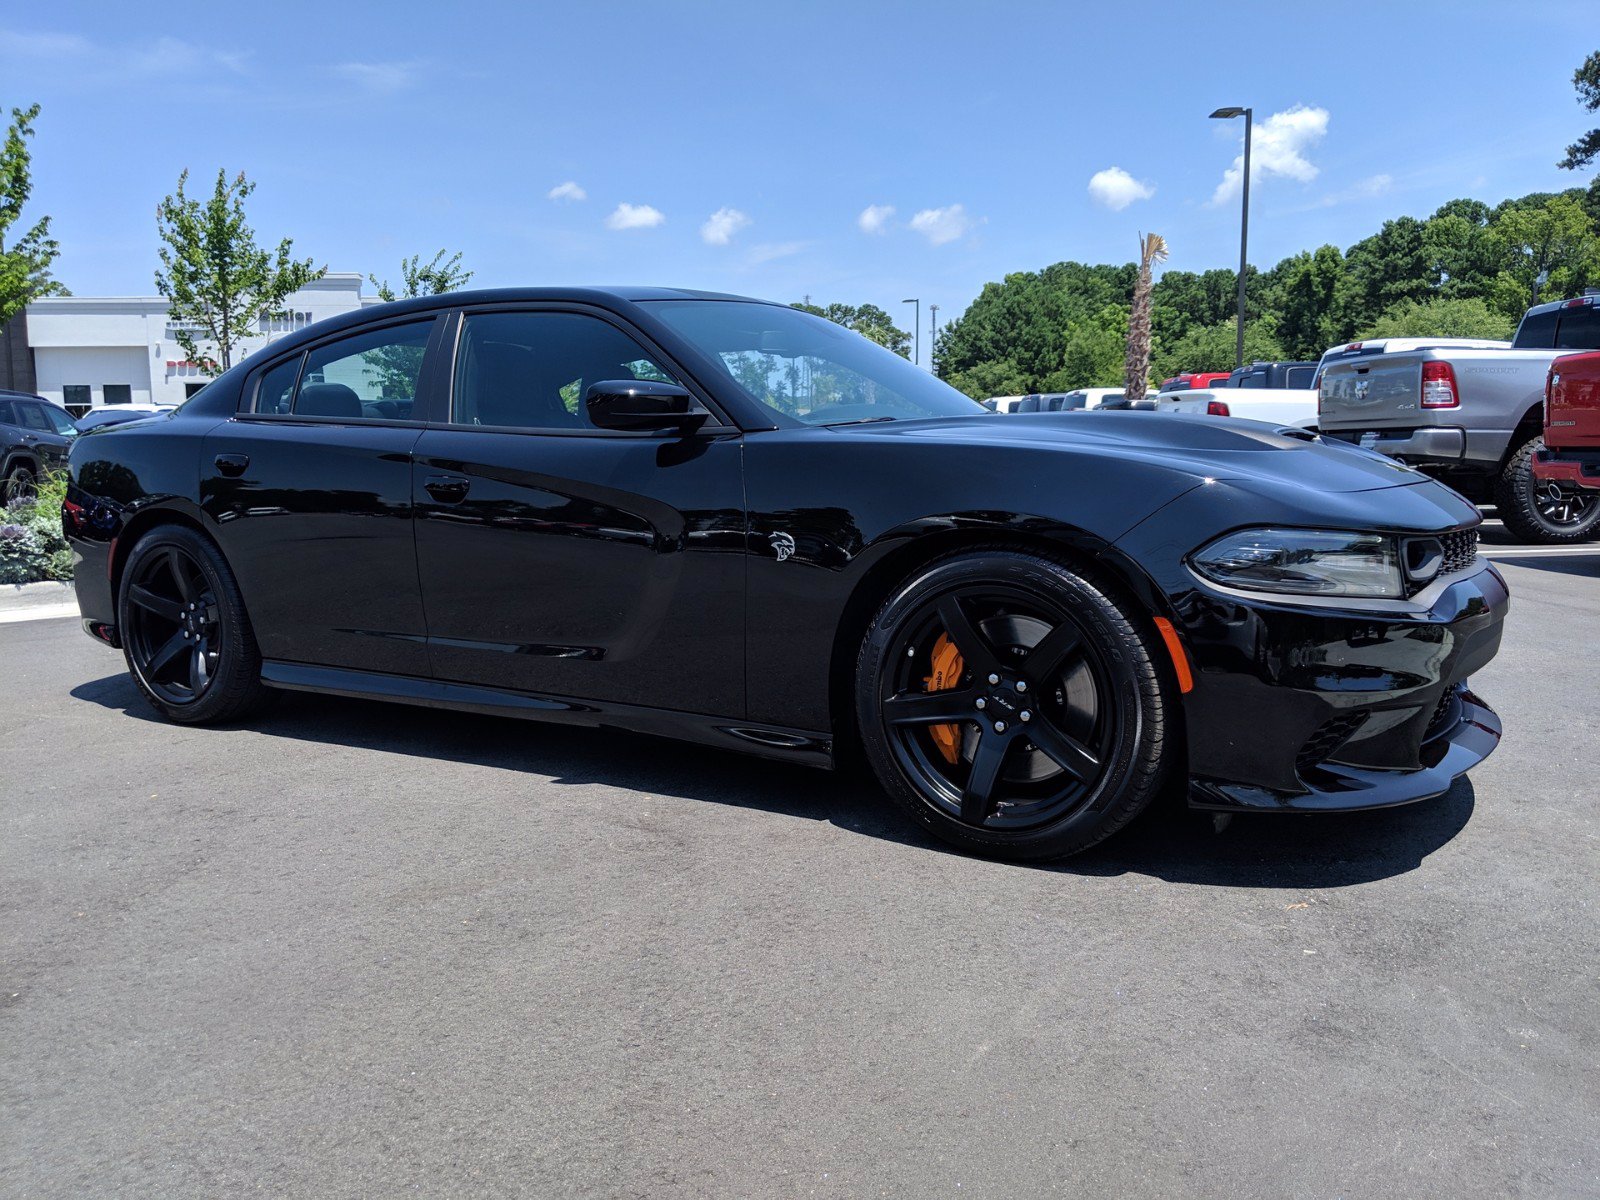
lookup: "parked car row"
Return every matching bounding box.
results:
[1,391,176,500]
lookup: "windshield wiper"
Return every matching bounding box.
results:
[819,416,899,427]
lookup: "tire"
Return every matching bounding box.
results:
[3,461,37,503]
[117,524,272,725]
[1493,434,1600,544]
[855,548,1173,861]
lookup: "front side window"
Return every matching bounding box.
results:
[0,400,16,425]
[17,403,53,432]
[36,403,77,436]
[452,311,686,431]
[293,320,434,420]
[645,300,987,425]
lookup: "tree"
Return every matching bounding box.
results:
[1274,245,1347,359]
[155,169,324,374]
[1152,318,1284,380]
[1123,233,1168,401]
[0,104,68,324]
[369,249,473,302]
[791,301,911,357]
[1559,50,1600,172]
[1487,192,1599,314]
[1357,297,1514,341]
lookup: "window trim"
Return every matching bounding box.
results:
[439,302,735,437]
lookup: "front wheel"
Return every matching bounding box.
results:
[3,463,37,502]
[855,549,1174,861]
[118,524,271,724]
[1494,434,1600,543]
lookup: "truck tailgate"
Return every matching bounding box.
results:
[1548,352,1600,451]
[1318,357,1424,430]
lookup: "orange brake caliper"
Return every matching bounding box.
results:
[922,633,965,764]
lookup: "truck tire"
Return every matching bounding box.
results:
[1493,434,1600,544]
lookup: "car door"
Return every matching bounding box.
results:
[411,306,746,715]
[15,400,75,471]
[200,315,450,677]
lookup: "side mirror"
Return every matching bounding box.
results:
[585,379,709,433]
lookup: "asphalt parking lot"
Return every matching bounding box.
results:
[3,529,1597,1197]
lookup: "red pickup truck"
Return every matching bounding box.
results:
[1533,351,1600,513]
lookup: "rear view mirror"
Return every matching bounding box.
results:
[585,380,708,433]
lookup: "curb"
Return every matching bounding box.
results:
[0,579,77,613]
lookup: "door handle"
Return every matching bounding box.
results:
[425,475,470,503]
[214,453,249,477]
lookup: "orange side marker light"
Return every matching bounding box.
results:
[1152,617,1194,694]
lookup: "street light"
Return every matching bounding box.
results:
[1210,105,1253,370]
[903,298,920,367]
[928,303,940,372]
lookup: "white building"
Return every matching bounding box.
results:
[22,273,379,414]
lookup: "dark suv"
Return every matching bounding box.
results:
[1,390,78,500]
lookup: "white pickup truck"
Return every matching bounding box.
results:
[1155,359,1320,427]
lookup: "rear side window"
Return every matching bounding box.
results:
[1514,309,1558,348]
[1238,373,1265,388]
[251,321,435,419]
[1285,366,1315,389]
[451,311,684,431]
[1555,307,1600,351]
[0,399,14,425]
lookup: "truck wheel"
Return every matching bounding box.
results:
[1493,434,1600,544]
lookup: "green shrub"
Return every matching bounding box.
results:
[1,469,73,584]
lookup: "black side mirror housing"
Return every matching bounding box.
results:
[585,380,709,433]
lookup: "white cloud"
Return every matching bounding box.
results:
[700,207,752,245]
[1211,105,1330,205]
[1087,166,1155,211]
[336,61,420,93]
[858,204,896,235]
[1352,173,1392,198]
[909,204,974,246]
[0,30,248,76]
[745,241,809,265]
[547,181,587,203]
[605,203,665,231]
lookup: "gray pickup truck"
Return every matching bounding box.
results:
[1318,294,1600,542]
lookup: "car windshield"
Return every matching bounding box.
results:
[645,300,988,425]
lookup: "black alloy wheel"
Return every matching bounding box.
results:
[857,549,1173,861]
[118,525,270,724]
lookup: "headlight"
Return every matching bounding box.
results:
[1190,528,1402,598]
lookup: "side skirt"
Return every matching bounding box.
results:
[259,660,835,769]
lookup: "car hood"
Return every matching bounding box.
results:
[835,411,1430,493]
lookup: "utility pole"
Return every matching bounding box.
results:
[902,298,920,366]
[928,304,940,371]
[1210,105,1254,369]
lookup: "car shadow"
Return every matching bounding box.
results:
[1489,552,1600,580]
[72,672,1475,889]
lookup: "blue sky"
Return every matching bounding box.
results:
[4,0,1595,355]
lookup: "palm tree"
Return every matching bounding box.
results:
[1124,232,1168,403]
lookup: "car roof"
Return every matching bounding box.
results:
[239,286,779,364]
[0,389,48,402]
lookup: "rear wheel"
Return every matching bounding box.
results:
[3,462,37,502]
[855,549,1173,861]
[118,525,271,724]
[1494,434,1600,543]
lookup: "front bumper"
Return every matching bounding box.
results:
[1174,561,1509,813]
[1532,447,1600,493]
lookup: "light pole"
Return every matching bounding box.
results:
[1210,105,1253,370]
[903,298,920,366]
[928,304,940,372]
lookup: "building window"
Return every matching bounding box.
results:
[63,385,91,413]
[185,383,207,399]
[104,384,133,406]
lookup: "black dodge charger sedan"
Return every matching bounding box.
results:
[64,288,1508,860]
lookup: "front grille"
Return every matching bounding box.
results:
[1296,711,1369,776]
[1403,528,1479,596]
[1439,528,1478,576]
